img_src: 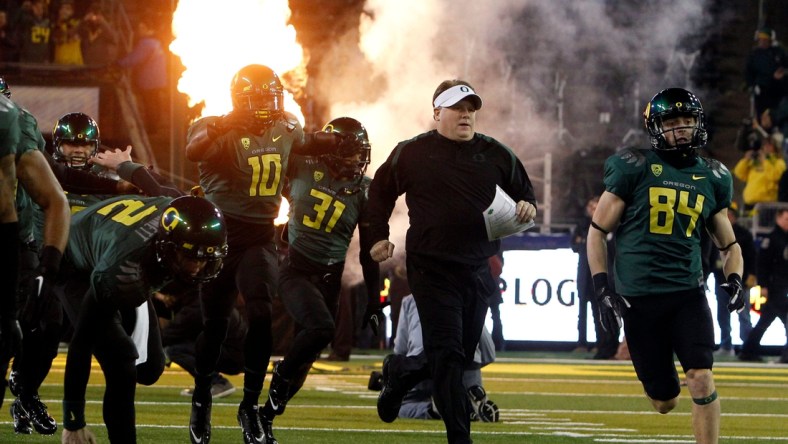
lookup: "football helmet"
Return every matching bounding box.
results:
[156,196,228,284]
[0,77,10,98]
[644,87,707,154]
[230,64,284,124]
[52,112,101,169]
[320,117,371,182]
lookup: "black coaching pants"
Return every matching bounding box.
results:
[406,253,494,444]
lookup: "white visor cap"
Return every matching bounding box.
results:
[433,85,482,110]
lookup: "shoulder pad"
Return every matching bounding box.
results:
[613,147,648,167]
[699,157,731,179]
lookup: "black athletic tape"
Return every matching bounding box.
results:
[720,240,738,251]
[692,390,718,405]
[590,220,609,235]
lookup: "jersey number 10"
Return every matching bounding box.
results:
[247,154,282,197]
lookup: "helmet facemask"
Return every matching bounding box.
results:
[57,141,98,170]
[323,142,371,182]
[234,89,283,123]
[648,112,706,155]
[155,239,227,284]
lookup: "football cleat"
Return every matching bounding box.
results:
[377,354,407,423]
[18,395,57,434]
[260,414,279,444]
[467,385,499,422]
[267,361,291,416]
[237,404,264,444]
[478,400,500,422]
[10,398,32,434]
[189,397,212,444]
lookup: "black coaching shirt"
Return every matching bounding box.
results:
[367,130,536,264]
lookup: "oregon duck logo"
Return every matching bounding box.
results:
[651,164,663,177]
[161,207,181,232]
[314,171,324,182]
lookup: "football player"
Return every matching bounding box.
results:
[9,108,181,435]
[257,117,381,444]
[184,64,356,444]
[60,195,227,444]
[0,80,70,432]
[587,88,743,444]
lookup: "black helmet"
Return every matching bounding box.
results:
[230,64,284,124]
[155,196,228,284]
[644,88,707,154]
[0,77,10,98]
[52,112,101,169]
[320,117,371,182]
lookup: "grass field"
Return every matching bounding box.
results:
[3,351,788,443]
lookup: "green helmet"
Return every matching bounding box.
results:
[52,112,101,169]
[320,116,371,182]
[643,88,707,154]
[156,196,228,284]
[230,64,284,124]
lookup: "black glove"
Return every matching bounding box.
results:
[720,273,745,313]
[207,111,257,139]
[21,246,61,331]
[593,273,628,332]
[362,300,387,336]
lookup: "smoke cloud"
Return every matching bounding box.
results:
[320,0,713,283]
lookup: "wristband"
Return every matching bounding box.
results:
[63,400,87,430]
[592,273,609,293]
[39,245,63,277]
[726,273,742,286]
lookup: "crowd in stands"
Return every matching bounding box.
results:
[0,0,118,66]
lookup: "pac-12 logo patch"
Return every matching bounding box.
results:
[651,164,663,177]
[314,171,324,182]
[241,138,251,150]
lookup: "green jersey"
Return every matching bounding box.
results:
[65,195,174,309]
[286,155,371,266]
[0,95,20,158]
[188,113,305,224]
[604,148,733,296]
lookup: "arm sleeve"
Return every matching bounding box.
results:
[358,204,381,308]
[294,131,337,156]
[116,161,184,198]
[366,147,404,244]
[46,153,120,194]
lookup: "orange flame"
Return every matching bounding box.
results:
[170,0,305,224]
[170,0,306,125]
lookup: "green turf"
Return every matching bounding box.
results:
[2,351,788,442]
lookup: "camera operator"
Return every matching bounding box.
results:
[734,132,786,212]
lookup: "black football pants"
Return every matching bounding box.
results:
[277,250,342,384]
[406,254,493,444]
